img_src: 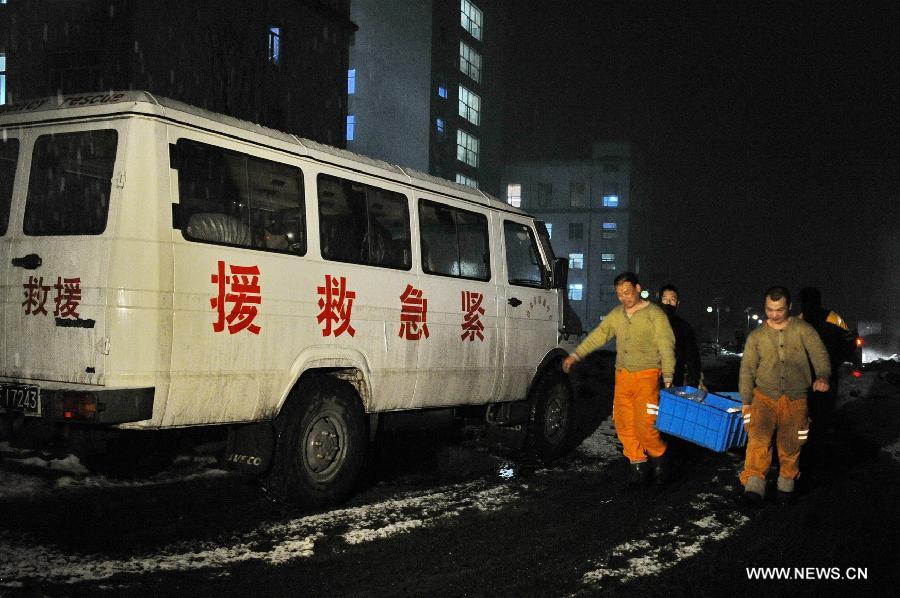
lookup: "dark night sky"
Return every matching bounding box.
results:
[500,2,899,336]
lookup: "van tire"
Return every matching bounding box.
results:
[526,369,576,461]
[265,376,368,508]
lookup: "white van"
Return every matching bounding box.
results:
[0,92,602,506]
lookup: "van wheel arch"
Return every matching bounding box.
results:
[266,373,369,508]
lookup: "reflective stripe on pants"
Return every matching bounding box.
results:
[739,389,809,485]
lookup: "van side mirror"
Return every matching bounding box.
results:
[552,257,568,290]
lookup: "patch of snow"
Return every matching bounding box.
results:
[0,480,520,585]
[580,490,749,588]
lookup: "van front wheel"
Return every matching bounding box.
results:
[266,377,368,508]
[526,369,576,461]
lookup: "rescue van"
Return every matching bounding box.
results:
[0,92,601,506]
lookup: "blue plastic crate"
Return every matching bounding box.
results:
[655,386,747,452]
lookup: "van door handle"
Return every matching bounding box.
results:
[11,253,43,270]
[508,297,522,307]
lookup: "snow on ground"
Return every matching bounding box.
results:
[579,485,749,589]
[0,478,521,585]
[0,443,228,500]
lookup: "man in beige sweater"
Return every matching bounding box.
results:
[739,286,831,504]
[563,272,676,484]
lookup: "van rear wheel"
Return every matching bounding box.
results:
[526,369,576,461]
[265,377,368,508]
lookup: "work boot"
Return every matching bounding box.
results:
[649,453,674,485]
[776,476,795,505]
[742,476,765,506]
[628,461,650,486]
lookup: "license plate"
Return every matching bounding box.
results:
[0,384,41,416]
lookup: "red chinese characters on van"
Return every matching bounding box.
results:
[210,261,262,335]
[460,291,485,341]
[22,276,82,319]
[317,274,356,337]
[399,284,429,340]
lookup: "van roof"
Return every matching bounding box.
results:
[0,90,525,215]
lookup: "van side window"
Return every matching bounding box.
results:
[503,220,545,288]
[23,130,117,236]
[318,173,411,270]
[419,199,490,281]
[174,139,305,255]
[0,138,18,236]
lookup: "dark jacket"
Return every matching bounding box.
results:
[661,305,702,387]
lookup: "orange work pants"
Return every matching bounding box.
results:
[613,368,667,463]
[739,389,810,485]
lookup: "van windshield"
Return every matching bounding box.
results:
[0,138,18,235]
[24,129,117,235]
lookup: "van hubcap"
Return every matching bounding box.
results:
[305,414,346,477]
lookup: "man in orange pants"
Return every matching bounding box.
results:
[739,286,831,505]
[563,272,675,485]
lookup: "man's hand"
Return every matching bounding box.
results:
[562,354,580,374]
[663,378,673,389]
[741,404,752,428]
[812,378,830,392]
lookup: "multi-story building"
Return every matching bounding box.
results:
[0,0,354,145]
[347,0,503,192]
[501,142,633,331]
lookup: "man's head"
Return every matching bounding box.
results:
[764,286,791,326]
[659,284,680,308]
[614,272,642,309]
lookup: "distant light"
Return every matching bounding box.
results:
[346,114,355,141]
[706,306,713,313]
[438,85,448,99]
[436,118,445,133]
[852,370,862,378]
[856,337,864,347]
[752,314,759,320]
[347,69,356,94]
[268,27,281,65]
[602,195,619,207]
[640,290,649,299]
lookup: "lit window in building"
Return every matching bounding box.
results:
[603,195,619,207]
[506,183,522,207]
[456,173,479,189]
[456,129,479,167]
[602,221,617,238]
[601,253,616,269]
[460,0,483,41]
[458,85,481,126]
[347,69,356,94]
[569,222,583,239]
[568,283,584,301]
[438,84,448,99]
[436,118,445,133]
[0,54,6,105]
[569,253,584,270]
[346,115,355,141]
[459,41,482,82]
[267,27,281,65]
[545,223,553,238]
